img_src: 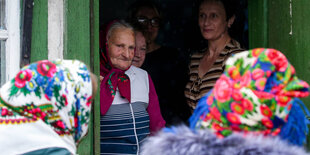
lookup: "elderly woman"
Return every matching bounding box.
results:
[185,0,244,112]
[100,20,165,154]
[132,29,147,68]
[0,59,97,154]
[141,48,310,155]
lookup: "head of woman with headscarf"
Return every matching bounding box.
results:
[141,48,310,155]
[100,20,135,115]
[0,59,97,154]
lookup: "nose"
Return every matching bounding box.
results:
[122,47,132,59]
[135,50,141,58]
[203,16,210,26]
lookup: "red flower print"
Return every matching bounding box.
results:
[214,75,232,102]
[86,96,93,107]
[14,69,33,88]
[210,107,222,122]
[290,65,295,74]
[252,48,264,57]
[252,68,265,80]
[267,49,288,72]
[228,66,241,80]
[261,117,273,129]
[242,99,254,111]
[232,91,242,101]
[212,122,224,131]
[276,95,291,107]
[240,71,251,87]
[206,96,214,105]
[56,120,65,129]
[253,90,274,99]
[227,113,241,124]
[271,128,281,136]
[62,94,69,106]
[1,108,8,116]
[266,49,279,60]
[260,105,273,117]
[231,102,244,115]
[45,94,51,101]
[255,78,267,91]
[37,60,56,77]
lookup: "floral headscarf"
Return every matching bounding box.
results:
[0,59,93,154]
[190,48,310,146]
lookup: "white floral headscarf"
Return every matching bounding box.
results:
[0,59,93,154]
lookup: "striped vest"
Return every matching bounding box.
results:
[100,66,150,155]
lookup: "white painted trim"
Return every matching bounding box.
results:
[6,0,20,81]
[0,30,8,40]
[48,0,64,60]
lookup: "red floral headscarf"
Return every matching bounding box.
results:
[190,48,310,146]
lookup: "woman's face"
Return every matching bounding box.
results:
[198,0,233,41]
[107,27,135,70]
[132,31,146,68]
[135,6,159,44]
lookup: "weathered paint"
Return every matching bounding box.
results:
[64,0,90,65]
[92,0,100,154]
[31,0,48,62]
[48,0,64,60]
[249,0,310,148]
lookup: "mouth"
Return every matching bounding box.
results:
[203,28,213,33]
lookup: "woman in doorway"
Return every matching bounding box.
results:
[100,20,165,154]
[185,0,244,112]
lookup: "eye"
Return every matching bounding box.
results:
[116,44,124,48]
[141,47,146,51]
[199,13,205,19]
[210,13,217,19]
[129,46,135,51]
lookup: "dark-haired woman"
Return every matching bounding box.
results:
[185,0,244,112]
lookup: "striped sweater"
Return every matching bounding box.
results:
[100,66,165,155]
[184,39,243,111]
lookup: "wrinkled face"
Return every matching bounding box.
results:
[132,32,146,68]
[135,6,159,43]
[198,0,233,41]
[107,27,135,70]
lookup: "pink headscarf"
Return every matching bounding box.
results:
[100,20,131,115]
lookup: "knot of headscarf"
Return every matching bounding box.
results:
[189,48,310,146]
[100,61,131,115]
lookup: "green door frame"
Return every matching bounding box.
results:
[30,0,99,154]
[249,0,310,149]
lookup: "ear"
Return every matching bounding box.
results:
[228,15,235,28]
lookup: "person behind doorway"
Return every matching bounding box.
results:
[132,28,147,68]
[0,59,97,155]
[185,0,244,112]
[129,0,191,126]
[100,20,165,154]
[141,48,310,155]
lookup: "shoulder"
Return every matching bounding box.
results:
[126,65,148,77]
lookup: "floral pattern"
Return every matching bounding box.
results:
[190,48,309,139]
[0,59,93,144]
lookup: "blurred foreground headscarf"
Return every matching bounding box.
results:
[0,60,93,154]
[190,48,310,146]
